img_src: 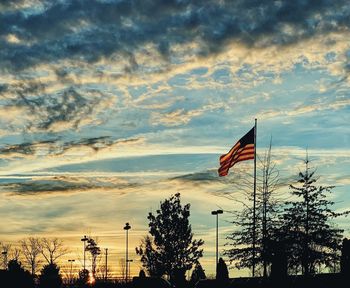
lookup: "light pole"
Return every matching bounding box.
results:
[127,259,133,280]
[211,209,223,277]
[81,235,88,271]
[105,248,108,281]
[68,259,75,285]
[123,222,131,282]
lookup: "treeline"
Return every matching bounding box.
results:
[224,148,350,278]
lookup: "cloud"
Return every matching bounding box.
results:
[253,96,350,122]
[1,0,350,71]
[0,136,143,160]
[150,103,224,126]
[0,79,115,132]
[0,174,139,197]
[1,1,350,136]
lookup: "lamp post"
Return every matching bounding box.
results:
[211,209,223,277]
[127,259,133,280]
[123,222,131,282]
[105,248,108,281]
[68,259,75,285]
[81,235,88,271]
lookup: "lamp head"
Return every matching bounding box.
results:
[124,222,131,230]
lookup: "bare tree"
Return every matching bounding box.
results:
[40,237,68,264]
[1,243,11,269]
[20,237,42,275]
[119,258,126,281]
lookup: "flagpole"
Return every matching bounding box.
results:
[252,118,257,277]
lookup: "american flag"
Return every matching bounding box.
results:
[218,127,255,177]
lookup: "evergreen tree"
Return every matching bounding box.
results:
[282,155,349,276]
[39,263,62,288]
[225,143,281,276]
[5,259,35,288]
[190,263,206,284]
[136,193,204,284]
[217,258,229,285]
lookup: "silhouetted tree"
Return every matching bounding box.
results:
[136,193,204,284]
[5,259,35,288]
[40,237,67,264]
[136,235,164,277]
[190,262,206,285]
[341,238,350,274]
[77,269,89,288]
[139,269,146,278]
[20,237,42,275]
[282,155,349,276]
[39,263,62,288]
[217,258,229,286]
[225,142,281,276]
[85,237,101,278]
[1,243,11,269]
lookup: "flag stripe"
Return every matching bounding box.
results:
[220,147,255,168]
[218,127,255,177]
[219,154,254,175]
[220,145,254,166]
[219,143,255,165]
[219,142,240,163]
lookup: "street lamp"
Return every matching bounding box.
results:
[211,209,223,277]
[123,222,131,282]
[68,259,75,285]
[81,235,88,271]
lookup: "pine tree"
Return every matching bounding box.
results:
[39,263,62,288]
[190,262,206,284]
[225,142,281,276]
[217,258,229,284]
[282,154,349,276]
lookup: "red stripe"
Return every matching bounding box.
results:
[220,143,254,164]
[218,145,255,177]
[220,142,240,164]
[219,147,255,170]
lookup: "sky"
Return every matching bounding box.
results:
[0,0,350,278]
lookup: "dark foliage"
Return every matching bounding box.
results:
[77,269,90,288]
[225,143,281,275]
[136,193,204,284]
[190,262,206,285]
[217,258,229,285]
[3,259,35,288]
[39,263,62,288]
[281,156,349,275]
